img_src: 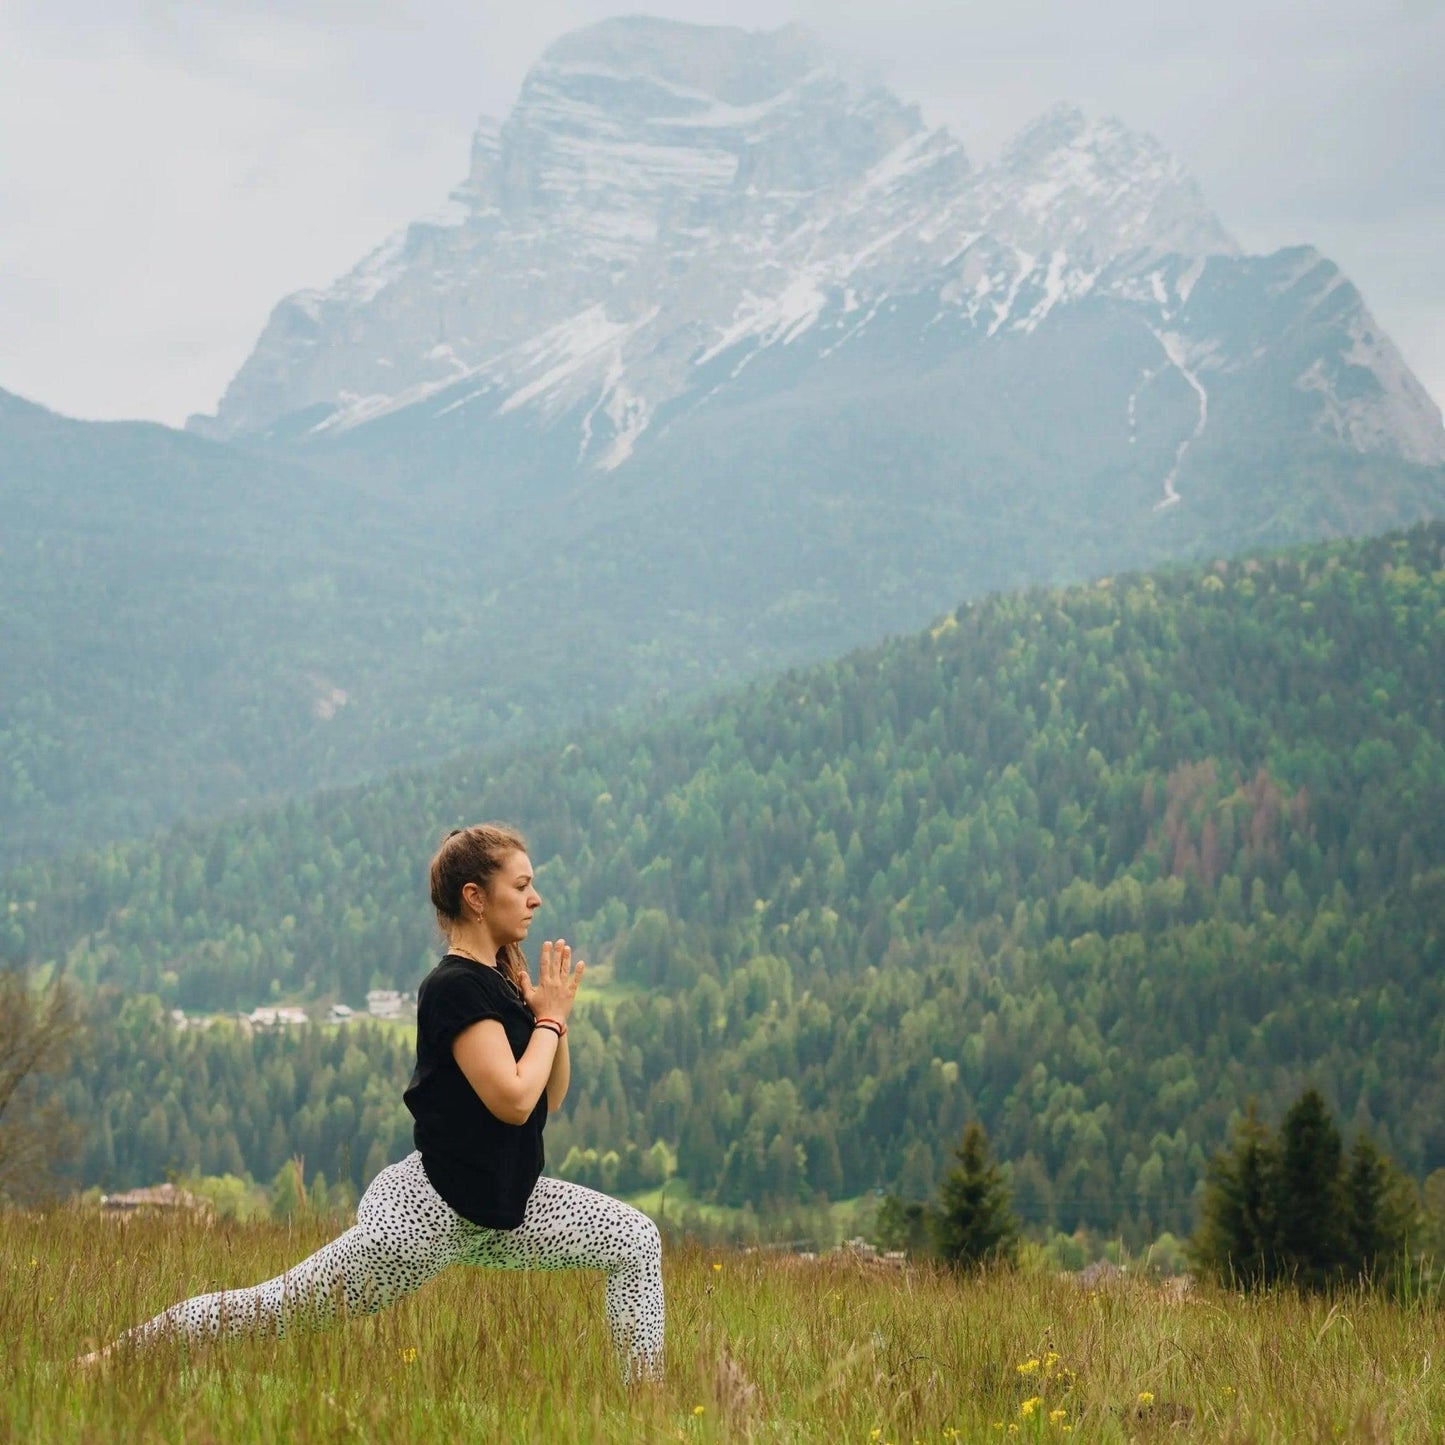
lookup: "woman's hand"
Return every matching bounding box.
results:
[520,939,584,1024]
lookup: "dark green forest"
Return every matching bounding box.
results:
[8,523,1444,1241]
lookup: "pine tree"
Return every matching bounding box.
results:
[1193,1100,1280,1287]
[1276,1088,1345,1290]
[930,1121,1018,1271]
[1197,1092,1420,1294]
[1343,1134,1412,1284]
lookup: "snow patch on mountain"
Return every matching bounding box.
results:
[190,18,1445,476]
[500,305,655,416]
[1149,327,1210,508]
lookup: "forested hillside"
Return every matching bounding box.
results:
[0,387,721,865]
[9,523,1444,1238]
[11,372,1444,874]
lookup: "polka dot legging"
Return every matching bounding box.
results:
[118,1153,664,1383]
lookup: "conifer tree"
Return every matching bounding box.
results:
[1343,1134,1412,1283]
[930,1121,1018,1271]
[1193,1100,1280,1286]
[1195,1089,1414,1293]
[1276,1088,1345,1289]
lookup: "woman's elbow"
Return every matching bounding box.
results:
[475,1080,534,1126]
[497,1095,534,1126]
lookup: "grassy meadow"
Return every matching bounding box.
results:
[4,1206,1444,1442]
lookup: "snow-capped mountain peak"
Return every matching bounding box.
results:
[191,20,1443,477]
[983,102,1238,263]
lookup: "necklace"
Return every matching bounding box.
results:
[448,943,526,999]
[448,943,494,967]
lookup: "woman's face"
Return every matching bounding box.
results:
[482,850,542,946]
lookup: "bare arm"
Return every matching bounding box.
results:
[452,940,583,1125]
[452,1018,559,1125]
[546,1031,571,1112]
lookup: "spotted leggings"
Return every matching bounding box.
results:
[121,1152,664,1382]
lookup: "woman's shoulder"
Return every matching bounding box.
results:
[420,956,513,1007]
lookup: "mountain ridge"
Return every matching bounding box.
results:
[190,18,1441,489]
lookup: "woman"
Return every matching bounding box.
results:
[84,824,665,1383]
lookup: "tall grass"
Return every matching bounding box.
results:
[4,1205,1442,1441]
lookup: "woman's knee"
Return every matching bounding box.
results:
[344,1230,441,1309]
[624,1207,661,1265]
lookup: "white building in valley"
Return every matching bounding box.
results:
[366,989,404,1019]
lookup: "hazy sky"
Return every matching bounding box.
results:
[2,0,1441,427]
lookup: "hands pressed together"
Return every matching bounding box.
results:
[520,939,584,1026]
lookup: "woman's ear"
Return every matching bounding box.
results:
[461,880,485,916]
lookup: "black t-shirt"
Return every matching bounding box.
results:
[403,954,546,1229]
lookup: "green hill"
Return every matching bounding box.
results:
[0,389,762,863]
[7,378,1444,871]
[9,523,1443,1238]
[0,387,449,858]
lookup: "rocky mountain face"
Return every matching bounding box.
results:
[195,15,1444,493]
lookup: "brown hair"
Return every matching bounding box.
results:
[428,823,530,990]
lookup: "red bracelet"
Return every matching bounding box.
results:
[534,1016,567,1038]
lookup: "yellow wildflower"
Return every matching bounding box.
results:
[1017,1357,1041,1375]
[1048,1409,1068,1425]
[398,1346,417,1364]
[712,1262,722,1271]
[692,1405,705,1416]
[1042,1350,1061,1374]
[1137,1391,1154,1406]
[1020,1397,1041,1419]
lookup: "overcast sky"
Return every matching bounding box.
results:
[2,0,1441,427]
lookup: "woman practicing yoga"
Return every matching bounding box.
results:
[83,824,665,1382]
